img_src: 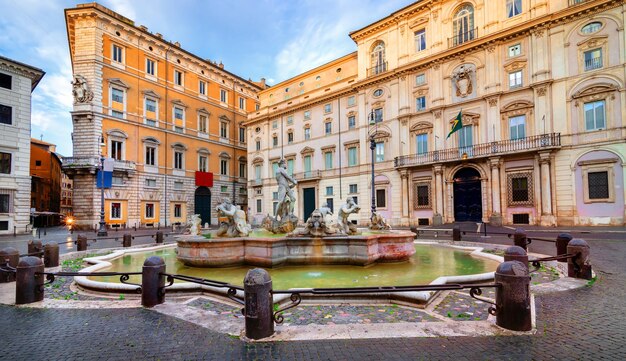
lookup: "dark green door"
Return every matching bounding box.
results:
[453,168,482,222]
[194,187,212,226]
[303,187,316,221]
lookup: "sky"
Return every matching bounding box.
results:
[0,0,413,156]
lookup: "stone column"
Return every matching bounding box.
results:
[489,158,502,226]
[433,165,444,225]
[400,169,409,223]
[539,151,555,226]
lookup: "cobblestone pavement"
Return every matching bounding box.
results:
[1,235,625,360]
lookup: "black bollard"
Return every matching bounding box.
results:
[567,239,592,279]
[504,246,528,270]
[123,234,132,248]
[556,233,573,260]
[155,231,164,244]
[16,257,45,305]
[452,225,461,242]
[513,228,529,251]
[0,247,19,282]
[141,256,165,307]
[495,260,532,332]
[244,268,274,340]
[76,235,87,252]
[43,243,59,268]
[28,240,43,257]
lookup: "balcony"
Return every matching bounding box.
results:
[448,27,478,48]
[294,170,321,181]
[394,133,561,168]
[62,156,136,177]
[367,62,388,77]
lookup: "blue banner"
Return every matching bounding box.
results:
[96,170,113,189]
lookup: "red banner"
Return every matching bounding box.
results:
[195,172,213,187]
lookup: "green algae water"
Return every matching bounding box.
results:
[91,244,498,289]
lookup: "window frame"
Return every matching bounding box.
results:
[583,100,606,131]
[414,29,426,52]
[507,172,534,207]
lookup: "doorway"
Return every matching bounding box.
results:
[194,186,212,226]
[303,187,316,221]
[453,167,482,222]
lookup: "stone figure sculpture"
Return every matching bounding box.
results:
[216,198,252,237]
[290,209,337,237]
[337,197,361,235]
[369,211,391,231]
[189,214,202,236]
[452,65,474,98]
[71,74,94,104]
[263,158,299,233]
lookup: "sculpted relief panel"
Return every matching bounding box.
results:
[451,64,476,102]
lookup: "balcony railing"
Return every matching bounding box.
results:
[584,57,602,71]
[448,27,478,48]
[62,156,136,171]
[367,62,388,77]
[394,133,561,168]
[294,170,321,181]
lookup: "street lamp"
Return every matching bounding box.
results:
[97,136,108,236]
[368,110,378,221]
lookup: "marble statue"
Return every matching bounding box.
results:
[369,211,391,231]
[337,197,361,235]
[71,74,94,104]
[290,209,337,237]
[216,198,252,237]
[189,214,201,236]
[263,158,299,233]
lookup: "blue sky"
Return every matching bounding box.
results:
[0,0,412,156]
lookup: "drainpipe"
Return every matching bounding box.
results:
[164,46,171,228]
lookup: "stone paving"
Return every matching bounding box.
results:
[1,234,625,360]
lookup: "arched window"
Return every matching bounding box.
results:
[452,4,475,46]
[370,41,387,75]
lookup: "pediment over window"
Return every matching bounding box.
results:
[371,129,391,139]
[171,99,187,108]
[197,147,210,154]
[238,156,247,162]
[142,89,160,99]
[413,88,429,97]
[219,152,231,159]
[141,136,160,144]
[410,121,433,133]
[171,142,187,150]
[576,35,608,50]
[372,100,385,108]
[219,115,230,122]
[346,111,357,117]
[501,100,534,113]
[106,129,128,139]
[197,107,210,115]
[300,146,315,155]
[503,59,527,72]
[252,156,264,165]
[409,17,428,29]
[108,78,129,89]
[572,83,617,99]
[449,112,479,126]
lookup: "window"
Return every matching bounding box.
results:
[373,89,383,97]
[326,198,334,213]
[326,186,333,196]
[174,204,182,218]
[239,127,245,142]
[0,73,11,89]
[304,110,311,120]
[173,107,184,133]
[221,185,228,193]
[287,132,293,144]
[506,0,522,18]
[287,116,294,125]
[458,125,473,150]
[112,44,123,63]
[0,105,11,125]
[304,127,311,140]
[239,97,245,110]
[324,104,332,113]
[239,162,246,178]
[272,120,278,129]
[349,184,358,194]
[174,151,183,170]
[111,202,122,219]
[145,179,156,187]
[199,80,206,95]
[347,96,356,106]
[511,176,529,202]
[348,147,358,166]
[145,98,157,113]
[199,155,207,172]
[584,49,602,71]
[220,89,227,103]
[272,162,279,177]
[370,41,386,75]
[174,70,183,86]
[416,134,428,155]
[111,88,124,104]
[112,176,124,185]
[198,114,208,133]
[220,159,228,175]
[0,193,10,213]
[146,58,155,76]
[376,189,386,208]
[287,159,294,175]
[509,70,522,88]
[145,203,154,218]
[325,152,333,170]
[415,73,426,86]
[111,110,124,119]
[348,116,356,129]
[452,4,475,46]
[220,122,228,138]
[416,96,426,111]
[508,43,521,57]
[587,171,609,200]
[254,165,261,181]
[415,184,430,208]
[375,142,385,162]
[145,146,156,166]
[111,140,123,160]
[509,115,526,140]
[174,181,183,190]
[256,199,262,213]
[303,155,312,174]
[581,22,602,34]
[325,122,332,135]
[256,103,260,111]
[373,108,383,123]
[273,135,278,147]
[584,100,605,131]
[414,29,426,52]
[255,140,261,151]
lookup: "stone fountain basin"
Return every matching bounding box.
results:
[176,230,416,267]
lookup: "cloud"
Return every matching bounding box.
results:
[105,0,137,22]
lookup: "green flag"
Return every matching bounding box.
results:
[447,110,463,139]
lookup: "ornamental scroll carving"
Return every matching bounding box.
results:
[452,65,474,98]
[71,75,94,104]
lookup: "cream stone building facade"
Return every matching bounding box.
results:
[247,0,626,227]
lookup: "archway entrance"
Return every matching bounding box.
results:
[194,187,211,226]
[453,167,482,222]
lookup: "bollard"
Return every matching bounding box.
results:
[495,260,532,332]
[141,256,165,307]
[567,239,592,279]
[155,231,164,244]
[0,247,19,282]
[452,225,461,242]
[76,235,87,252]
[244,268,274,340]
[556,233,573,261]
[16,256,45,305]
[43,243,59,268]
[513,228,529,251]
[504,246,528,270]
[123,233,132,247]
[28,240,43,257]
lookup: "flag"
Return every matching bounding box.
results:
[447,110,463,139]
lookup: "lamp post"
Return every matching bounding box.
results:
[368,110,377,221]
[97,138,107,237]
